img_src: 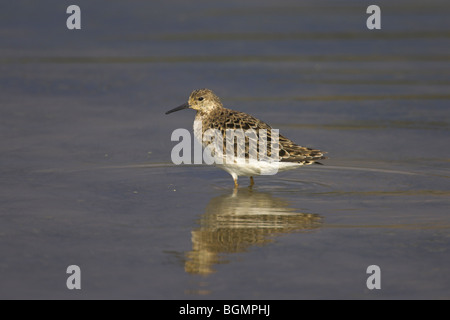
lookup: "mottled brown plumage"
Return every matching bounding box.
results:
[201,106,326,164]
[166,88,327,187]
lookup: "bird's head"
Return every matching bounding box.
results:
[166,88,223,115]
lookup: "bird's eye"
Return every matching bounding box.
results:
[198,97,204,101]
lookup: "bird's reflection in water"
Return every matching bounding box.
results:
[184,188,323,275]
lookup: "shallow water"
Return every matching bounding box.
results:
[0,0,449,299]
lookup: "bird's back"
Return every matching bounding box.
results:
[198,107,326,165]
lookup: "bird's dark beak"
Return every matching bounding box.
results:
[165,102,190,115]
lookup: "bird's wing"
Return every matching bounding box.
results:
[203,108,326,164]
[277,134,326,163]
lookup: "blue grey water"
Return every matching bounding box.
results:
[0,0,449,299]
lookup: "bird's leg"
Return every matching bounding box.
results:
[249,176,254,187]
[234,178,239,188]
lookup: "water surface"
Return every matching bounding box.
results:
[0,0,449,299]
